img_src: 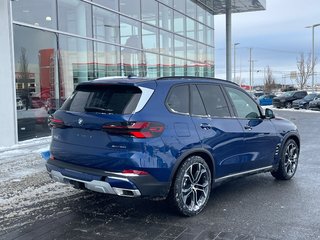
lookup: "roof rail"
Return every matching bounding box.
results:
[156,76,238,86]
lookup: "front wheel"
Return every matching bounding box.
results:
[271,139,299,180]
[170,156,211,216]
[285,102,292,108]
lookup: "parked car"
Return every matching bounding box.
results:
[16,96,25,110]
[292,93,320,109]
[46,77,300,216]
[258,94,276,106]
[272,90,307,108]
[309,97,320,110]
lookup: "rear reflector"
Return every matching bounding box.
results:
[122,169,149,175]
[102,121,164,138]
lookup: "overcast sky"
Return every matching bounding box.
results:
[214,0,320,86]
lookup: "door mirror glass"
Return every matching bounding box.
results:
[265,108,275,119]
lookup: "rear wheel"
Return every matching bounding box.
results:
[170,156,211,216]
[271,139,299,180]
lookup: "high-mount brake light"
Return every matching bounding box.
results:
[102,121,165,138]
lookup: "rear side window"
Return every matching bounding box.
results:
[166,85,189,114]
[197,84,231,117]
[61,85,142,114]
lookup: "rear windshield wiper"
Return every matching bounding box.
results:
[84,107,114,114]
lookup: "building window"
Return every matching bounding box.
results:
[58,0,92,37]
[13,25,57,141]
[120,0,140,19]
[120,16,142,50]
[141,0,158,26]
[12,0,57,29]
[93,6,120,44]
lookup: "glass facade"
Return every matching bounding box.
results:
[11,0,215,141]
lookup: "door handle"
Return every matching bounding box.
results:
[200,123,212,130]
[244,125,252,131]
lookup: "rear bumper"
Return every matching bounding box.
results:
[46,159,170,199]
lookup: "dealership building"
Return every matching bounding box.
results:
[0,0,265,147]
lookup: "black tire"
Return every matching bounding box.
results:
[285,102,292,108]
[170,156,211,216]
[271,139,299,180]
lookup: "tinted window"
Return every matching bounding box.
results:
[225,87,261,119]
[61,85,142,114]
[190,85,206,116]
[197,84,230,117]
[167,85,189,114]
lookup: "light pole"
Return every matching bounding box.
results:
[306,23,320,92]
[233,43,240,83]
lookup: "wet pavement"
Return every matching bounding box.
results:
[1,109,320,240]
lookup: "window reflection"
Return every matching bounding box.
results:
[120,16,142,49]
[12,0,57,29]
[174,11,185,36]
[93,6,119,43]
[93,0,118,11]
[197,5,206,23]
[59,35,94,93]
[174,0,186,13]
[145,53,159,77]
[141,0,158,26]
[186,0,197,19]
[160,56,174,77]
[13,26,57,140]
[121,48,146,77]
[186,17,196,39]
[175,58,186,76]
[174,35,186,59]
[160,30,174,56]
[159,4,173,31]
[58,0,92,37]
[142,24,159,53]
[187,40,197,61]
[94,43,121,77]
[120,0,140,19]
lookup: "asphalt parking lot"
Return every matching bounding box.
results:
[1,109,320,240]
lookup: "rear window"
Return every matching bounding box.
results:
[61,85,142,114]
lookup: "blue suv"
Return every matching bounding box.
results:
[46,77,300,216]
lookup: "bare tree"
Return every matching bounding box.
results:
[19,47,29,82]
[296,53,317,90]
[264,66,276,93]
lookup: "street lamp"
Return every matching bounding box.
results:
[305,23,320,92]
[233,43,240,83]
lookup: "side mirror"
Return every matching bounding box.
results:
[47,109,56,115]
[265,108,275,119]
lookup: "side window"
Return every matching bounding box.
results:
[197,84,231,117]
[190,85,206,116]
[225,87,261,119]
[166,85,189,114]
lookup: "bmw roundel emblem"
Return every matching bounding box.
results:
[78,118,84,125]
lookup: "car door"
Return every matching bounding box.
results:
[224,86,280,171]
[190,84,244,178]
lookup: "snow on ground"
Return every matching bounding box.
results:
[0,136,81,232]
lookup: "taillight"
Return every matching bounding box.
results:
[102,121,164,138]
[49,118,65,128]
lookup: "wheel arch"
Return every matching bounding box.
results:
[283,132,300,150]
[169,148,215,187]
